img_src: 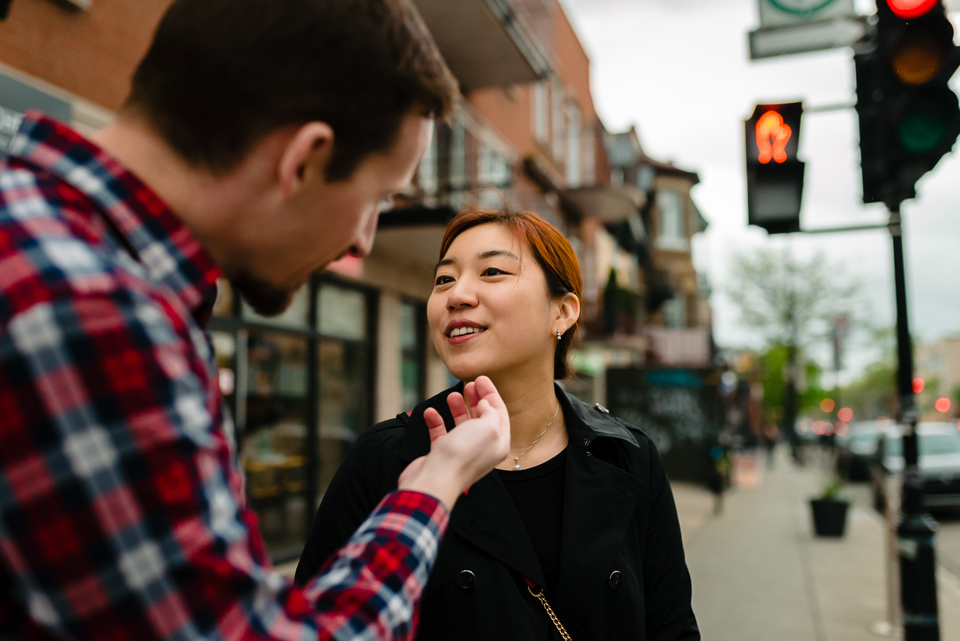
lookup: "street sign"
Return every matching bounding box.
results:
[750,17,869,59]
[758,0,855,28]
[749,0,868,59]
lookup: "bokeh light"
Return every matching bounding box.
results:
[913,378,925,393]
[935,397,951,413]
[820,399,835,413]
[838,407,853,422]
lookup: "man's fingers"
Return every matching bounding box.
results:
[463,381,480,414]
[446,392,470,426]
[473,375,508,418]
[423,407,447,443]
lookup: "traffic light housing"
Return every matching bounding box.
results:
[745,102,805,234]
[855,0,960,205]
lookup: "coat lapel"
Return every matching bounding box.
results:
[398,386,547,588]
[553,396,644,632]
[449,473,547,587]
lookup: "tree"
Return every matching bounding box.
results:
[841,360,897,419]
[726,247,862,351]
[759,342,828,422]
[727,247,863,445]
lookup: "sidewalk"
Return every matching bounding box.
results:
[672,448,960,641]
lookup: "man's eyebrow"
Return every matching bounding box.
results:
[434,249,520,273]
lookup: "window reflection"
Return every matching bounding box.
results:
[316,283,372,499]
[400,301,424,410]
[242,330,308,559]
[317,339,371,498]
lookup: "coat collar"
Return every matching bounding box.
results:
[398,383,644,633]
[398,383,639,463]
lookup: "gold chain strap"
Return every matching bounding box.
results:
[527,585,572,640]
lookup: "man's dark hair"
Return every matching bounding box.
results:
[126,0,457,180]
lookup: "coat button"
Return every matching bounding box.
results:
[608,570,622,590]
[594,403,610,414]
[457,570,476,590]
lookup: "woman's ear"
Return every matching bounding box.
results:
[555,292,581,333]
[278,121,335,198]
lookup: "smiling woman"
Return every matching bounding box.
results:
[296,207,700,641]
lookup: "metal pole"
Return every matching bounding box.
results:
[783,248,799,462]
[889,203,939,641]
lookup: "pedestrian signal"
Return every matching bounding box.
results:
[745,102,804,234]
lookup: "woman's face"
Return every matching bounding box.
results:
[428,223,561,383]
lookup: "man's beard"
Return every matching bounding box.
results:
[229,271,298,317]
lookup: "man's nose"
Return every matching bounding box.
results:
[349,208,380,258]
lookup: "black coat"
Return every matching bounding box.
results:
[296,385,700,641]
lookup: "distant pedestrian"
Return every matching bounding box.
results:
[761,423,780,469]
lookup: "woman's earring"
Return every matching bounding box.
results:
[557,329,562,340]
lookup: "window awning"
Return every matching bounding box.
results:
[411,0,552,90]
[559,185,647,223]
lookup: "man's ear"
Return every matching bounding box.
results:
[278,122,335,198]
[555,292,581,332]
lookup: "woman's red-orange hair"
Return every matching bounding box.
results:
[438,206,583,380]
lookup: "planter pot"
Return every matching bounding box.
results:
[809,498,850,537]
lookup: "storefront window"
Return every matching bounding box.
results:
[400,301,425,410]
[316,283,373,499]
[210,331,237,404]
[318,284,367,339]
[242,330,309,560]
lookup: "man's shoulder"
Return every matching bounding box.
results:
[0,165,148,324]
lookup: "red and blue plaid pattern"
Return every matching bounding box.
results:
[0,113,448,640]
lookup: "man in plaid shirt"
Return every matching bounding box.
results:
[0,1,510,639]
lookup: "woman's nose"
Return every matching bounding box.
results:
[447,277,478,309]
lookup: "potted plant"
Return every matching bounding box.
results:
[809,477,850,537]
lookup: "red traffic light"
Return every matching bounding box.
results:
[886,0,939,19]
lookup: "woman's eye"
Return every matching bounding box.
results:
[482,268,504,277]
[435,275,454,286]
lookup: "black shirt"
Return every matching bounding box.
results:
[496,448,567,595]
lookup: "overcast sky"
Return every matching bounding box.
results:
[561,0,960,382]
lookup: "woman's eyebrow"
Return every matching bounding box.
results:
[434,249,519,273]
[478,249,520,262]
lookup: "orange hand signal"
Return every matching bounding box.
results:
[756,111,792,164]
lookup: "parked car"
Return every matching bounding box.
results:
[871,422,960,513]
[835,421,885,481]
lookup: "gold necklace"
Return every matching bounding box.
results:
[511,403,561,471]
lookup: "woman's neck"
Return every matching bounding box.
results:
[489,374,562,451]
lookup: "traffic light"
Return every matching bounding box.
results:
[745,102,804,234]
[855,0,960,205]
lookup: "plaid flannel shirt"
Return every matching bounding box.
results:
[0,114,448,640]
